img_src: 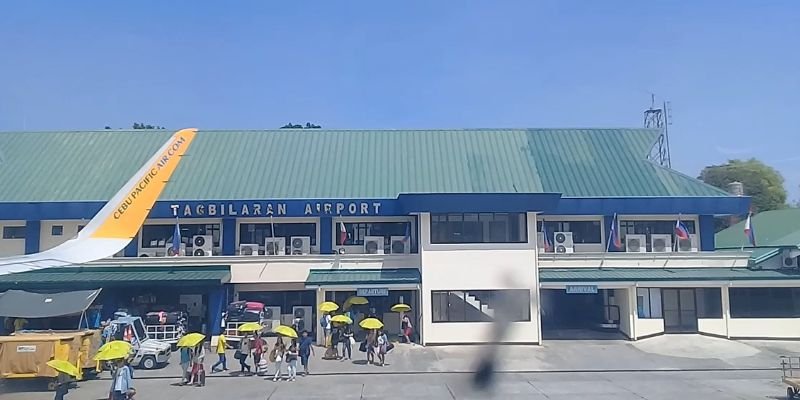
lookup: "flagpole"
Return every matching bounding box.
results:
[600,213,616,269]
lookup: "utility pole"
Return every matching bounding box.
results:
[644,94,672,168]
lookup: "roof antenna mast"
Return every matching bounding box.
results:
[644,94,672,168]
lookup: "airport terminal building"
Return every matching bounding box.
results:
[1,128,799,344]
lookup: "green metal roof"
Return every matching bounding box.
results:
[305,268,421,287]
[0,128,729,202]
[540,267,800,282]
[0,265,231,289]
[715,209,800,263]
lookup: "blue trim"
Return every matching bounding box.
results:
[319,216,333,254]
[699,215,715,251]
[0,194,750,222]
[222,218,236,256]
[552,197,750,216]
[124,234,138,257]
[397,193,562,213]
[207,287,225,335]
[24,220,41,254]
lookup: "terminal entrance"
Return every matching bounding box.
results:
[541,287,624,340]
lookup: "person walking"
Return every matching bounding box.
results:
[298,330,315,376]
[270,337,286,382]
[401,313,413,344]
[211,333,228,373]
[189,344,205,386]
[238,335,252,374]
[341,325,354,360]
[365,329,377,365]
[110,358,133,400]
[178,347,192,385]
[53,370,70,400]
[285,341,298,382]
[252,333,265,369]
[376,329,387,367]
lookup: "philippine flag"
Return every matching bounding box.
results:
[674,218,691,241]
[744,213,756,246]
[403,223,411,242]
[609,214,622,251]
[339,222,348,244]
[541,225,553,252]
[170,220,181,256]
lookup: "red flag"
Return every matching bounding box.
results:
[339,222,348,244]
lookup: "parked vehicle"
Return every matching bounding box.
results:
[109,316,171,370]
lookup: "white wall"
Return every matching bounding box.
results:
[0,221,26,256]
[419,212,540,345]
[39,220,85,251]
[728,319,800,338]
[698,318,727,337]
[615,288,634,339]
[635,318,664,338]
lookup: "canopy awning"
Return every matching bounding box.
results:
[305,268,421,288]
[0,265,231,290]
[539,267,800,283]
[0,289,101,318]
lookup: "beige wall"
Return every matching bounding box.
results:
[728,318,800,338]
[635,318,664,338]
[698,318,727,337]
[419,212,540,345]
[39,220,85,251]
[0,221,26,256]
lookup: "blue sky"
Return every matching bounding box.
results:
[1,1,798,201]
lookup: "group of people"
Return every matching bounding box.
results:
[178,343,206,386]
[212,330,314,382]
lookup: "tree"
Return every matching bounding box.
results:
[280,122,321,129]
[132,123,165,129]
[698,158,788,212]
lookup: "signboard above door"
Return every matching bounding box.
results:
[565,285,598,294]
[357,288,389,297]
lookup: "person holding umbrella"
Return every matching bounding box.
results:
[46,358,78,400]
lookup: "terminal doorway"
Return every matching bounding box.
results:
[662,288,698,333]
[541,288,624,340]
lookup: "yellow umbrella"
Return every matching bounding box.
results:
[359,318,383,330]
[176,333,205,348]
[391,303,411,313]
[347,296,369,305]
[97,340,133,355]
[94,346,132,361]
[237,322,263,333]
[272,325,298,339]
[331,315,353,325]
[46,359,79,377]
[319,302,339,313]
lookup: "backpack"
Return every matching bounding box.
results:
[319,315,326,329]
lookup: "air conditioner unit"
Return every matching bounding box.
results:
[292,306,313,333]
[263,306,281,330]
[192,235,213,256]
[265,237,286,256]
[137,249,159,257]
[389,236,410,254]
[289,236,311,255]
[553,232,574,254]
[164,243,186,256]
[364,236,385,255]
[239,244,260,256]
[677,234,699,252]
[537,232,546,253]
[650,234,672,253]
[625,234,647,253]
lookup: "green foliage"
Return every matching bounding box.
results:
[698,158,788,212]
[132,123,165,130]
[280,122,321,129]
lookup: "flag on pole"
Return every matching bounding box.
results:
[170,219,181,256]
[541,224,553,252]
[608,214,622,251]
[339,222,348,244]
[674,216,691,241]
[744,212,756,246]
[403,223,411,242]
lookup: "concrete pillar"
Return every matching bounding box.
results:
[24,220,41,254]
[722,284,731,338]
[222,218,236,255]
[320,217,333,254]
[315,288,325,344]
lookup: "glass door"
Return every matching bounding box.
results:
[662,289,698,333]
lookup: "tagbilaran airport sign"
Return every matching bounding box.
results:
[156,200,397,218]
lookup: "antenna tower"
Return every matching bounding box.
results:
[644,94,672,168]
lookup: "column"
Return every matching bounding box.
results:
[722,284,731,338]
[222,218,236,256]
[207,287,226,336]
[320,216,333,254]
[24,220,41,254]
[698,215,715,251]
[315,288,325,344]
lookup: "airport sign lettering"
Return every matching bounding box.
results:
[565,285,598,294]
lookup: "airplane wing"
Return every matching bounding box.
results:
[0,128,198,275]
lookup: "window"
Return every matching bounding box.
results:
[619,220,697,251]
[730,287,800,318]
[2,226,25,239]
[51,225,63,236]
[537,220,602,244]
[431,290,531,322]
[430,213,527,244]
[239,223,317,246]
[337,222,409,246]
[636,288,663,318]
[141,224,222,248]
[696,288,723,318]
